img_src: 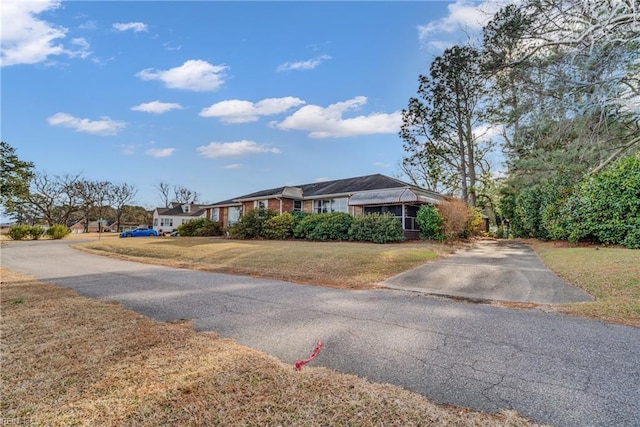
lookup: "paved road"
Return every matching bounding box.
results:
[384,240,593,304]
[2,240,639,427]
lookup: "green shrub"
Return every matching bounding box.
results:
[313,212,354,241]
[563,153,640,248]
[195,220,223,237]
[8,224,31,240]
[464,208,485,238]
[348,213,405,243]
[539,174,576,240]
[177,218,203,236]
[297,212,354,241]
[29,226,45,240]
[293,213,325,239]
[46,224,71,239]
[514,186,545,239]
[229,208,277,239]
[290,211,309,230]
[623,219,640,249]
[177,218,222,237]
[263,212,295,240]
[416,204,443,241]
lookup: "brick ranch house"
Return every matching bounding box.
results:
[204,174,444,239]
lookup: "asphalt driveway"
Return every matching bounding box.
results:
[383,239,593,304]
[2,239,638,426]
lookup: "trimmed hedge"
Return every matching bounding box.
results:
[348,213,405,243]
[564,153,640,248]
[294,212,354,241]
[504,153,640,248]
[177,218,223,237]
[263,212,295,240]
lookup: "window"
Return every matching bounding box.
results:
[228,207,241,226]
[364,205,402,216]
[364,204,420,230]
[313,198,347,214]
[153,218,158,226]
[293,200,303,212]
[160,218,173,227]
[210,208,219,222]
[254,199,268,209]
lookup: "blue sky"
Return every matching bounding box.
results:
[2,0,501,208]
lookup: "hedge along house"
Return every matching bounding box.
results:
[205,174,444,239]
[152,202,207,234]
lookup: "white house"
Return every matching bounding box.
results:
[152,202,206,234]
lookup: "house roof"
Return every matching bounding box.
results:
[69,220,112,229]
[208,174,443,206]
[154,202,207,217]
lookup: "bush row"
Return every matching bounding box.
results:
[501,153,640,248]
[176,218,223,237]
[7,224,71,240]
[228,209,405,243]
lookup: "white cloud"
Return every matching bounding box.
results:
[112,22,148,33]
[473,123,503,143]
[163,41,182,51]
[120,144,137,155]
[47,112,126,135]
[223,163,243,169]
[199,97,305,123]
[273,96,402,138]
[277,54,331,72]
[68,38,91,59]
[79,20,97,30]
[197,140,280,159]
[136,60,228,92]
[131,100,183,114]
[145,148,175,158]
[1,1,91,66]
[417,0,508,50]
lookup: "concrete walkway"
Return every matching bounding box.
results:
[383,239,593,304]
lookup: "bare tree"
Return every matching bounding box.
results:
[27,172,82,226]
[173,185,199,205]
[111,183,138,232]
[156,182,171,208]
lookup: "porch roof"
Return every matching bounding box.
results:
[348,188,443,206]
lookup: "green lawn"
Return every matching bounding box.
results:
[528,240,640,326]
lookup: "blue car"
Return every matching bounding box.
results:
[120,227,158,238]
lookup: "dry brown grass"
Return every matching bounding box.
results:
[1,269,535,426]
[76,238,459,289]
[0,231,120,241]
[527,240,640,326]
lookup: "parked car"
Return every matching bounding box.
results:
[120,227,158,238]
